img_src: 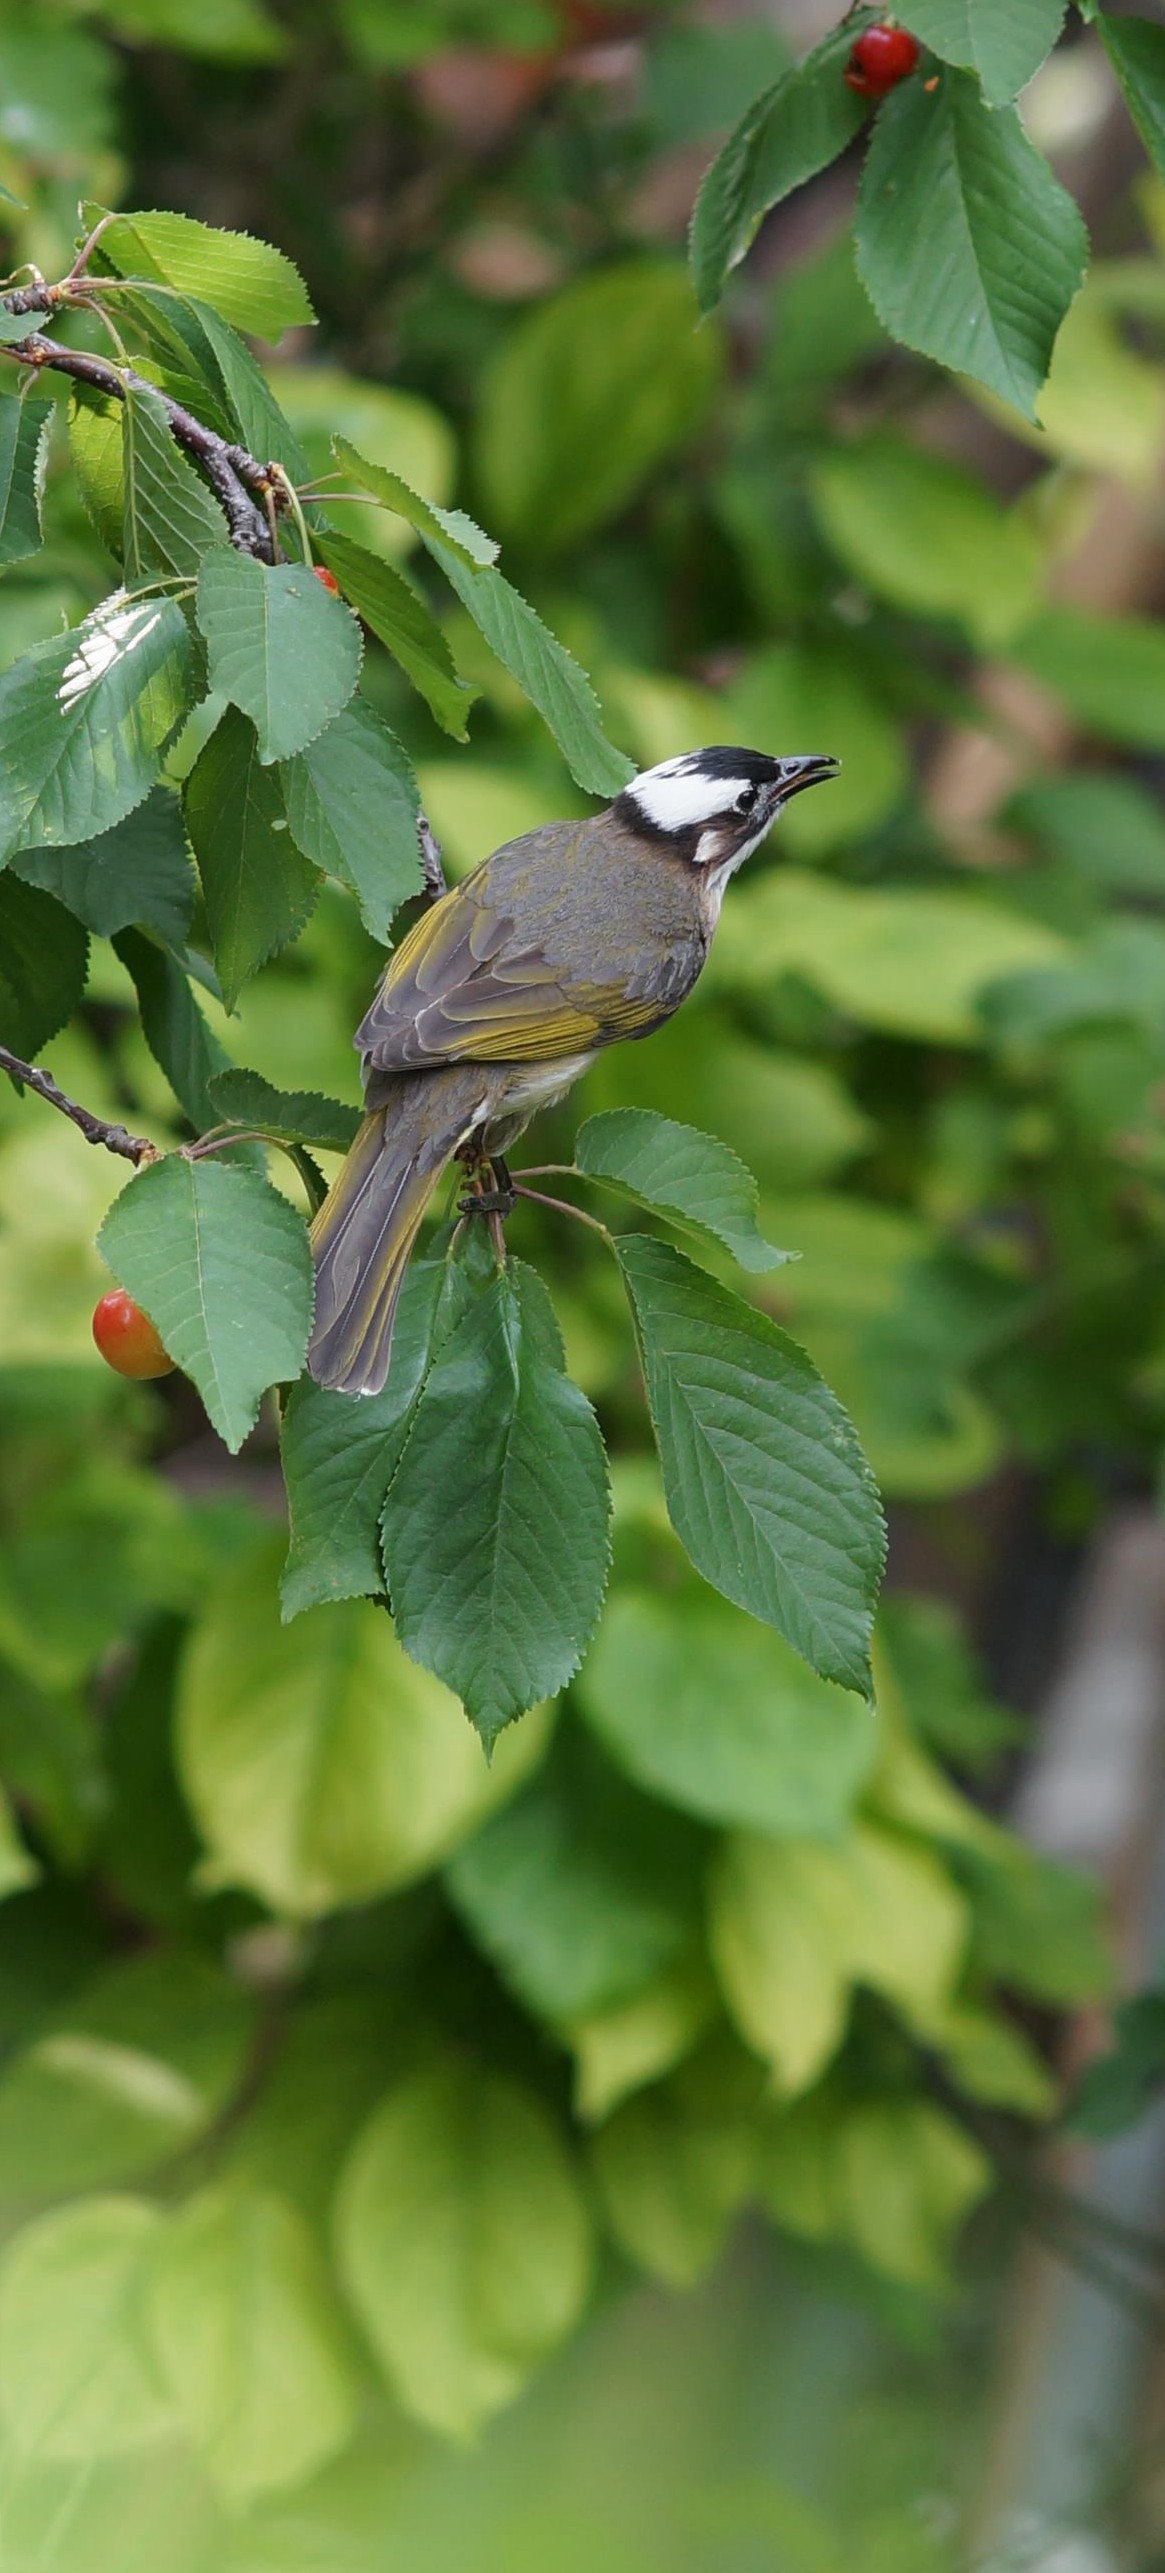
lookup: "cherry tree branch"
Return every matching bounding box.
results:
[0,1045,157,1166]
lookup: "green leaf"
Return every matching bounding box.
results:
[1098,16,1165,183]
[88,204,314,336]
[68,383,125,561]
[591,2075,756,2288]
[0,1949,255,2194]
[1010,607,1165,749]
[900,0,1065,105]
[575,1108,788,1272]
[207,1066,359,1153]
[567,1962,717,2123]
[121,381,226,580]
[195,551,363,766]
[0,594,193,862]
[177,1531,550,1917]
[1064,1991,1165,2138]
[0,875,88,1057]
[614,1236,885,1700]
[709,1823,967,2091]
[0,392,49,568]
[97,1154,313,1453]
[809,435,1042,648]
[709,867,1067,1044]
[12,788,196,943]
[183,706,321,1006]
[89,0,284,64]
[381,1262,611,1746]
[147,2184,359,2503]
[691,28,869,314]
[331,433,497,565]
[0,2199,174,2459]
[725,640,906,856]
[278,695,422,942]
[831,2097,990,2288]
[317,532,474,741]
[1006,772,1165,900]
[444,1731,702,2023]
[113,926,232,1129]
[578,1586,877,1836]
[0,1785,38,1897]
[854,72,1088,419]
[425,540,634,798]
[475,263,721,552]
[333,2058,593,2438]
[280,1254,474,1617]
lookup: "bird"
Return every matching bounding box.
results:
[308,744,839,1395]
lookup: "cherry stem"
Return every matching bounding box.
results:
[0,1044,157,1166]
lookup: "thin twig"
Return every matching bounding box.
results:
[511,1181,613,1243]
[0,1044,157,1165]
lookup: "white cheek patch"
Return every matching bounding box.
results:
[628,759,752,834]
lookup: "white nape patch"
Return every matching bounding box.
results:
[626,754,751,836]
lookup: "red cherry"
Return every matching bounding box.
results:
[845,22,920,96]
[313,565,341,595]
[92,1288,174,1381]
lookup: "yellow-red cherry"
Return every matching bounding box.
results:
[313,565,341,595]
[845,22,920,95]
[92,1288,175,1380]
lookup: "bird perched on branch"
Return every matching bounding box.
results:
[308,745,839,1395]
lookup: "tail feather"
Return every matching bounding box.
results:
[308,1068,485,1396]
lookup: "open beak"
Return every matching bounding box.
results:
[773,753,841,805]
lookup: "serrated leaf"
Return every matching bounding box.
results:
[331,433,497,566]
[195,551,362,766]
[691,27,868,314]
[111,286,311,480]
[113,926,232,1129]
[0,594,192,862]
[854,71,1088,419]
[475,263,721,551]
[68,383,124,561]
[87,204,314,336]
[279,695,421,941]
[444,1730,702,2024]
[0,392,49,568]
[317,532,474,740]
[184,706,321,1007]
[12,787,195,943]
[280,1254,476,1617]
[333,2060,592,2438]
[177,1530,548,1916]
[147,2184,358,2503]
[381,1262,612,1745]
[900,0,1065,106]
[426,539,633,797]
[98,1154,313,1452]
[0,311,42,343]
[614,1235,885,1700]
[122,380,226,580]
[1099,16,1165,184]
[578,1585,877,1836]
[0,2200,174,2461]
[208,1066,359,1153]
[575,1109,787,1272]
[0,876,88,1057]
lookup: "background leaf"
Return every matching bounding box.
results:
[615,1236,885,1700]
[97,1153,313,1452]
[0,2198,174,2459]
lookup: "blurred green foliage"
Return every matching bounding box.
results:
[0,0,1159,2560]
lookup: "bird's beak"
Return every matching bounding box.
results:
[773,753,841,805]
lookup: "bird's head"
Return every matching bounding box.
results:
[614,746,839,887]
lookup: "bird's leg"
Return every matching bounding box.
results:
[417,811,447,905]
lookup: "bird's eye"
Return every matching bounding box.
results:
[732,784,757,817]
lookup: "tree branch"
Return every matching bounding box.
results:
[1,283,278,562]
[0,1045,157,1166]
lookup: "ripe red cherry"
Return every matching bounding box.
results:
[845,22,920,95]
[313,565,341,595]
[92,1288,174,1380]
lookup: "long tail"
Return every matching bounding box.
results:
[308,1066,488,1396]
